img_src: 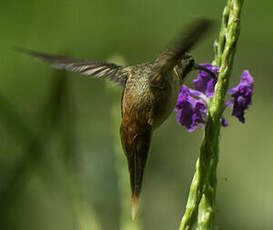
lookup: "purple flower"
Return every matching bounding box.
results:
[174,85,207,132]
[221,116,229,127]
[227,70,253,123]
[175,64,253,131]
[193,63,219,97]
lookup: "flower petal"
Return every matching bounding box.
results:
[221,116,229,127]
[193,63,219,97]
[228,70,253,123]
[175,85,207,132]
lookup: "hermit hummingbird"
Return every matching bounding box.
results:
[17,19,215,219]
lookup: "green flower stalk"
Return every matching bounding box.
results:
[179,0,245,229]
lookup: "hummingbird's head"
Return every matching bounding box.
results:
[177,52,195,80]
[176,52,217,81]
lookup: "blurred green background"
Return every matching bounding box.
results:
[0,0,272,229]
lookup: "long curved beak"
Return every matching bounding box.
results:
[193,64,217,79]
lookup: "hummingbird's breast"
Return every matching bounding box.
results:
[149,69,181,128]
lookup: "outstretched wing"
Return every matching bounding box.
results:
[154,19,213,73]
[16,48,126,86]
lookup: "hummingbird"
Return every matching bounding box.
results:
[17,19,215,219]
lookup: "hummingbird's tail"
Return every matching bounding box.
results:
[120,125,152,220]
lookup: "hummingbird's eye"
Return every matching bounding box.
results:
[180,54,194,69]
[177,53,195,80]
[183,52,192,59]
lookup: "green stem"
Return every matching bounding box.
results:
[179,158,203,230]
[179,0,244,229]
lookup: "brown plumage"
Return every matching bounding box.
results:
[16,19,213,219]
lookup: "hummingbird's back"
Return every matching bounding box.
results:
[121,62,180,130]
[121,63,154,127]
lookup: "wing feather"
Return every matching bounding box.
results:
[16,48,126,86]
[154,19,213,72]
